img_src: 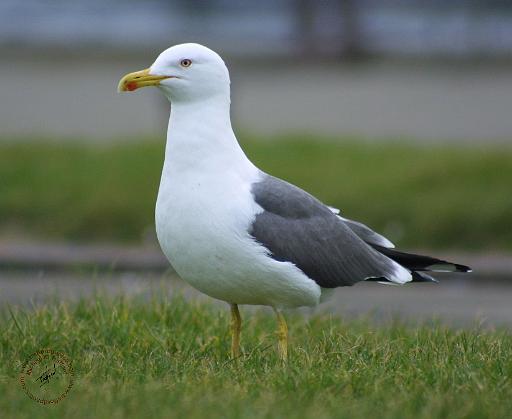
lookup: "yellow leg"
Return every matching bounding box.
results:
[230,303,241,359]
[273,308,288,362]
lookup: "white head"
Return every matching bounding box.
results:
[118,43,230,103]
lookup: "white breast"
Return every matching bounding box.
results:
[155,160,321,309]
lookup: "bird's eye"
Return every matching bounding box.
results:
[180,59,192,68]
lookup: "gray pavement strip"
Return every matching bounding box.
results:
[0,241,511,328]
[1,240,511,280]
[0,271,510,329]
[0,241,168,272]
[2,56,512,142]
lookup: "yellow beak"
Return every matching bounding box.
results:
[117,68,171,93]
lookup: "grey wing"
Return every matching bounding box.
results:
[250,175,411,288]
[328,206,395,248]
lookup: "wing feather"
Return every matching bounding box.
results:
[328,206,395,248]
[250,175,411,288]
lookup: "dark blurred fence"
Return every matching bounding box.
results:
[1,0,512,59]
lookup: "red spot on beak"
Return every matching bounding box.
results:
[126,82,138,91]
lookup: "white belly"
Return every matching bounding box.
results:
[155,167,321,309]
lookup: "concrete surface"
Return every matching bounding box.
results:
[1,240,511,328]
[2,55,512,142]
[1,271,510,329]
[1,240,511,279]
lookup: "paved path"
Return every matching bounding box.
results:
[1,240,510,327]
[1,272,510,329]
[1,240,511,279]
[2,54,512,142]
[0,241,512,327]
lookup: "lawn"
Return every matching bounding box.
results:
[1,135,511,250]
[1,295,511,418]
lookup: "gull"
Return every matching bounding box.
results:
[118,43,471,362]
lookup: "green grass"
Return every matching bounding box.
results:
[1,295,511,418]
[1,135,511,250]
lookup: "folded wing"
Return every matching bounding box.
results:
[249,175,411,288]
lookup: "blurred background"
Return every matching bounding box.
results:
[1,0,511,326]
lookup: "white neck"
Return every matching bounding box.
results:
[162,95,252,176]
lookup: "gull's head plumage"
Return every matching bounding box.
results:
[118,43,230,103]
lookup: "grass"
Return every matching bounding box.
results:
[1,294,511,418]
[1,135,512,250]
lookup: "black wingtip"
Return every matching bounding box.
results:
[412,271,439,283]
[454,263,472,273]
[371,244,473,274]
